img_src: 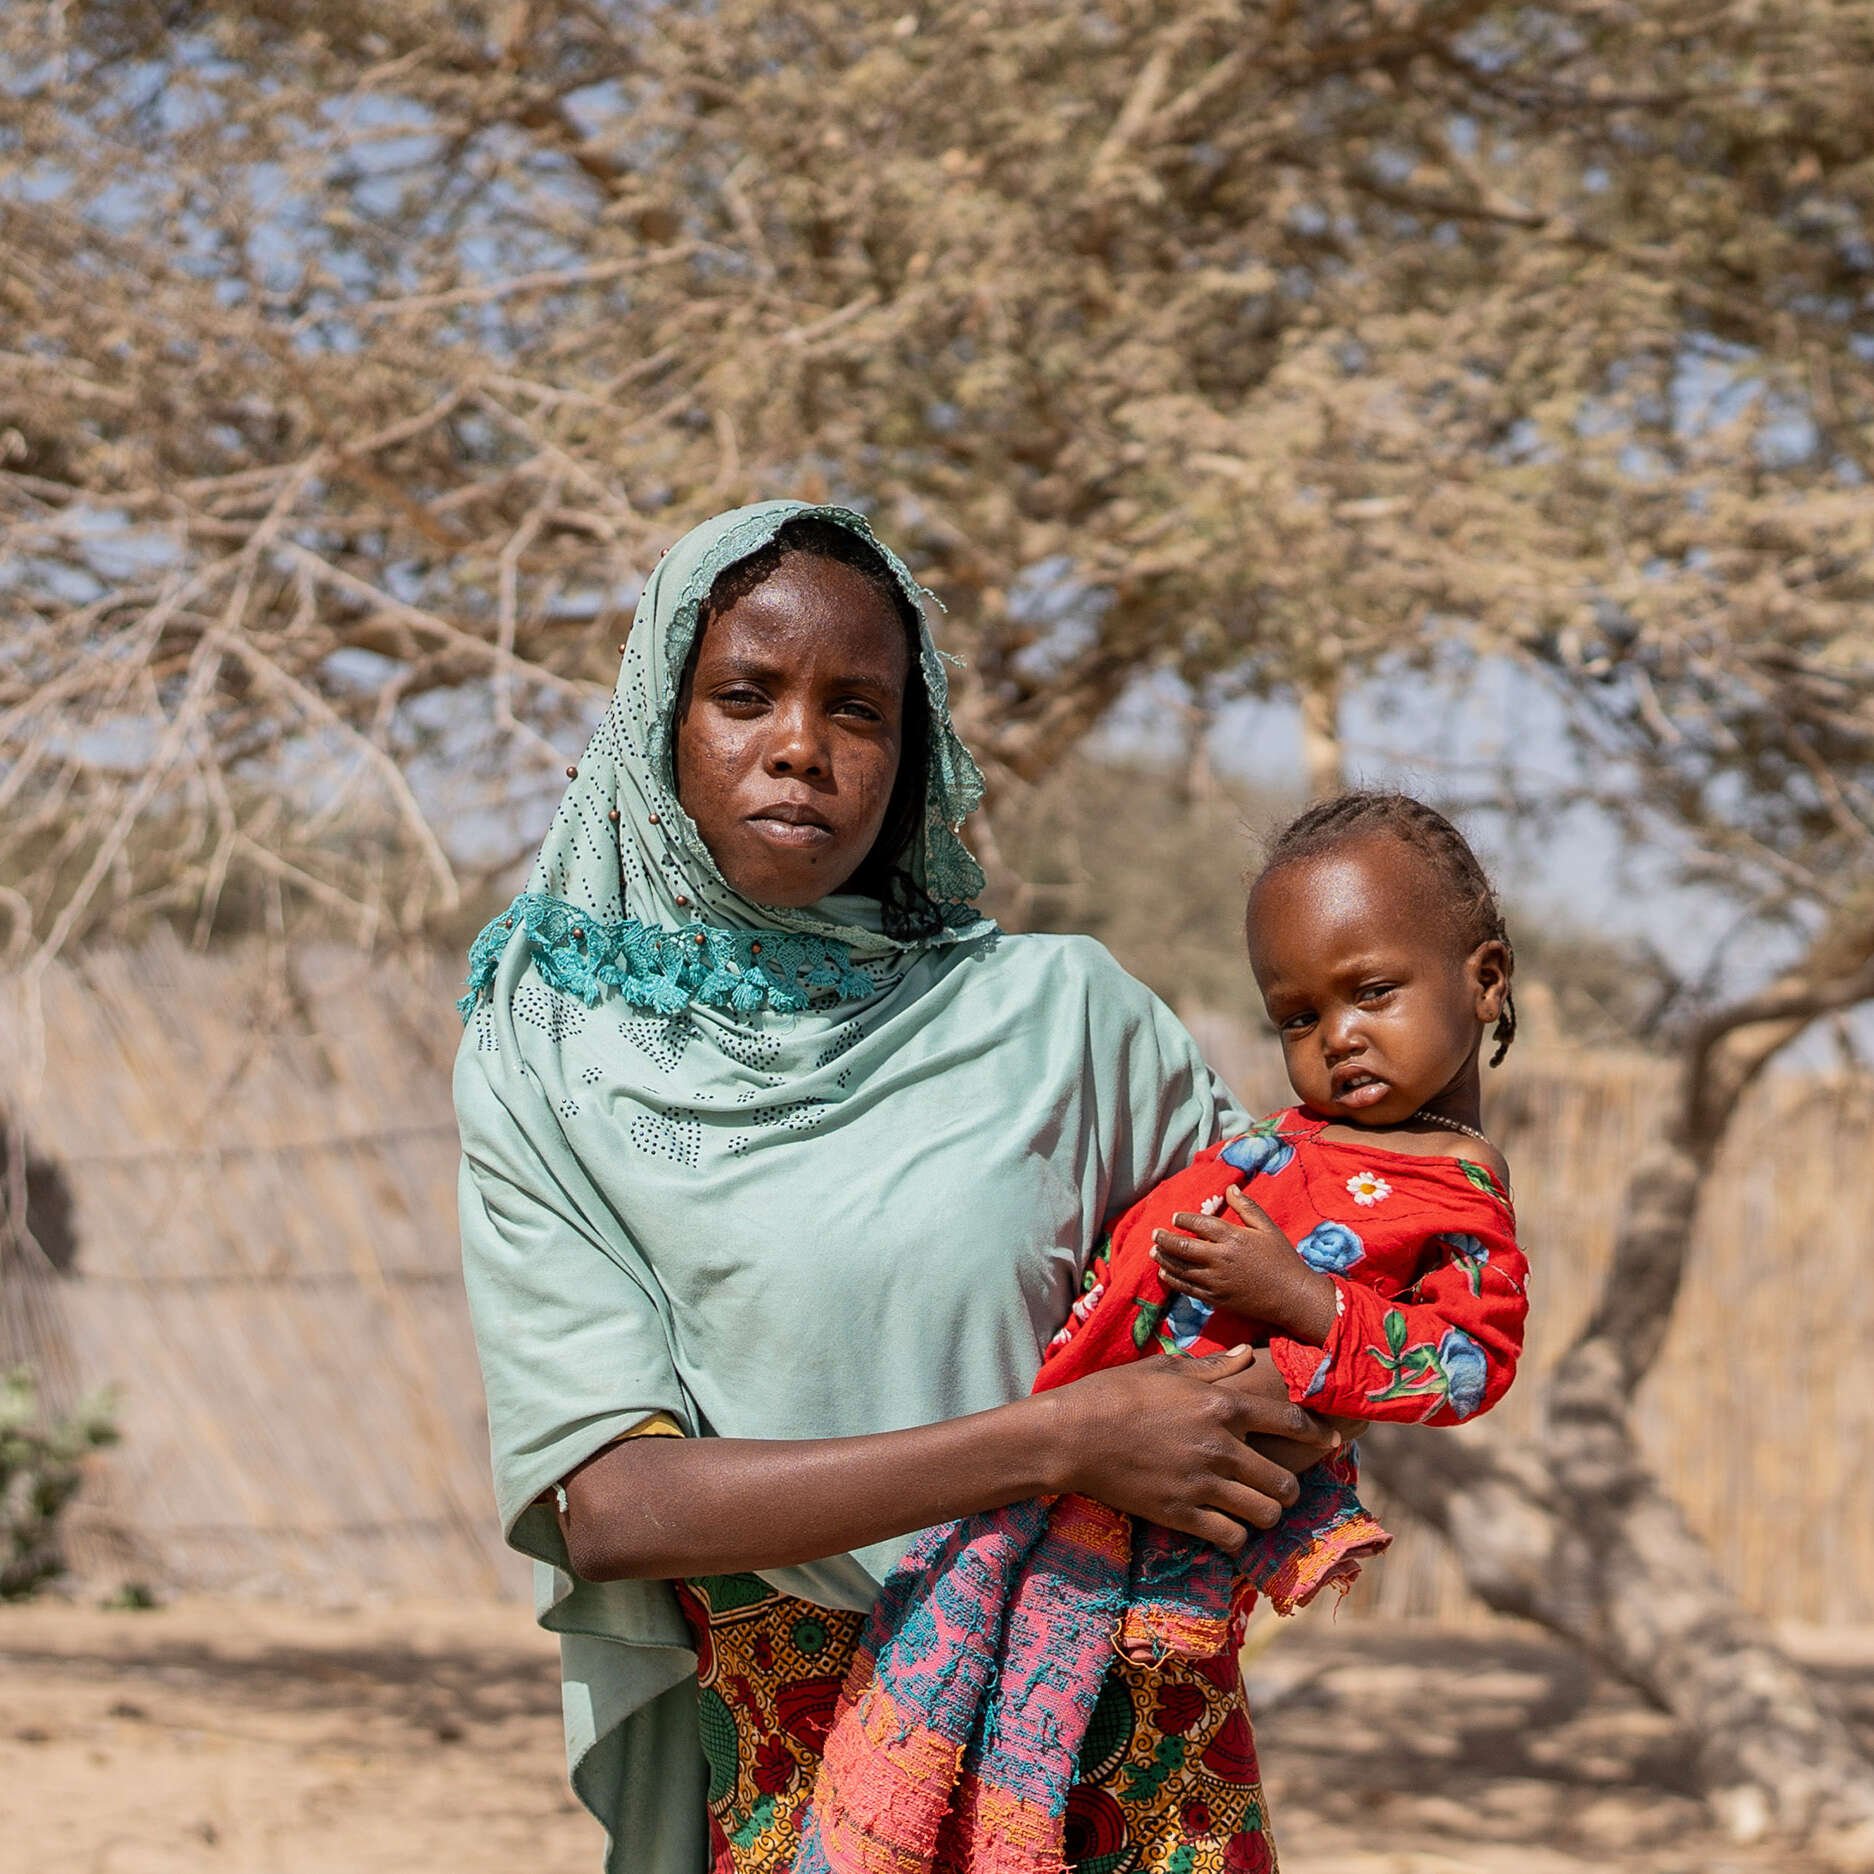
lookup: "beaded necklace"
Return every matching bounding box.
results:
[1408,1107,1493,1147]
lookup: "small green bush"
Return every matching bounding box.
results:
[1,1367,118,1601]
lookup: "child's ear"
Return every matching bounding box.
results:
[1467,939,1511,1023]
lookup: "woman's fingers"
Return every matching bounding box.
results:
[1189,1341,1257,1378]
[1204,1473,1291,1531]
[1251,1433,1343,1473]
[1170,1507,1254,1553]
[1212,1379,1334,1449]
[1215,1436,1304,1508]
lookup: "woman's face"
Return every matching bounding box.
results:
[675,554,911,908]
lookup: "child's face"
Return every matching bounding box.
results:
[1246,835,1509,1125]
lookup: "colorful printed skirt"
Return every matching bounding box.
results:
[675,1573,1280,1874]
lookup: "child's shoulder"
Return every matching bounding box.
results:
[1357,1125,1512,1191]
[1254,1109,1514,1204]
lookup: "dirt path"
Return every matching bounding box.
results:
[3,1598,1866,1872]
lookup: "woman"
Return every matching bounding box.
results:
[455,501,1337,1874]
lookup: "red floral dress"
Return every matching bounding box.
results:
[1046,1109,1527,1426]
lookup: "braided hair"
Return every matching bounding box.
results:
[1258,791,1518,1066]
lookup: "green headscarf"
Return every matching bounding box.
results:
[457,499,990,1022]
[454,501,1245,1874]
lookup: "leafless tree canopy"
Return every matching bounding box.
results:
[5,1,1874,962]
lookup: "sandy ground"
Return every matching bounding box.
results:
[2,1597,1869,1874]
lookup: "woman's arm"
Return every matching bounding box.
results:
[559,1346,1337,1581]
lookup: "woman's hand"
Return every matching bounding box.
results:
[1042,1345,1340,1553]
[1225,1353,1359,1472]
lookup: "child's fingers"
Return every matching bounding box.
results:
[1150,1244,1212,1289]
[1157,1263,1220,1303]
[1153,1228,1220,1264]
[1223,1188,1280,1232]
[1168,1209,1235,1242]
[1152,1258,1206,1293]
[1160,1238,1212,1275]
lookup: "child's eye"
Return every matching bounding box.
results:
[1279,1011,1316,1034]
[1357,982,1397,1004]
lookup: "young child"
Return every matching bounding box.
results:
[1045,789,1528,1663]
[797,792,1528,1870]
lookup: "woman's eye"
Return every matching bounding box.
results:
[834,699,884,723]
[715,686,767,709]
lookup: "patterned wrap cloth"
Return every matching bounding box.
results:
[679,1573,1281,1874]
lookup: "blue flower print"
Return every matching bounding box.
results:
[1163,1292,1215,1352]
[1221,1131,1295,1179]
[1439,1232,1522,1299]
[1297,1221,1365,1273]
[1440,1232,1490,1297]
[1436,1328,1489,1419]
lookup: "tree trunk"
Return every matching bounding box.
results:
[1369,1401,1874,1858]
[1299,670,1343,800]
[1179,700,1217,807]
[0,1111,79,1412]
[1365,910,1874,1861]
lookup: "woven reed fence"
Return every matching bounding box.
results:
[1,937,1869,1618]
[0,934,523,1600]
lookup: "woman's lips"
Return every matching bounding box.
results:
[746,814,835,849]
[1333,1075,1390,1110]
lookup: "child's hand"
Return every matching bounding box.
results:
[1152,1187,1339,1345]
[1152,1186,1294,1315]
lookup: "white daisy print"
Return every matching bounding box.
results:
[1048,1280,1105,1349]
[1346,1170,1392,1207]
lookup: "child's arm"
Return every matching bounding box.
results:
[1267,1223,1527,1426]
[1155,1190,1527,1426]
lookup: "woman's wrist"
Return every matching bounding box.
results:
[1011,1388,1077,1498]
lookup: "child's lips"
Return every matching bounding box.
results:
[1333,1073,1390,1109]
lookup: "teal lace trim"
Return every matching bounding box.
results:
[456,892,878,1021]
